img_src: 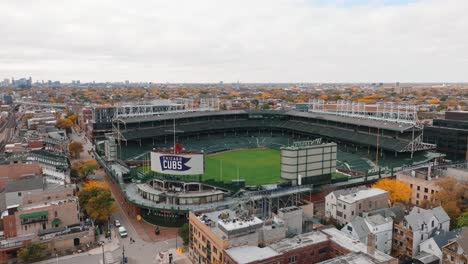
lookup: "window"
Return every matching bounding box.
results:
[343,205,346,209]
[424,195,428,200]
[351,211,354,216]
[421,234,424,240]
[319,248,329,254]
[347,226,353,231]
[410,184,413,188]
[288,255,297,264]
[213,247,217,254]
[431,190,435,194]
[55,211,58,217]
[368,201,372,208]
[417,186,420,191]
[344,214,347,219]
[18,192,22,197]
[431,221,434,227]
[359,203,362,210]
[417,193,420,198]
[424,188,428,193]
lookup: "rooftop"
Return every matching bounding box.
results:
[269,231,329,253]
[318,252,382,264]
[21,197,78,211]
[5,177,44,193]
[337,188,388,204]
[322,228,393,262]
[225,246,279,263]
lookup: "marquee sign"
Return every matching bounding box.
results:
[150,152,204,175]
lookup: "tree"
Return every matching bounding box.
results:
[66,112,78,123]
[68,141,84,158]
[433,177,468,227]
[22,113,34,126]
[78,186,114,222]
[72,159,98,181]
[178,223,190,245]
[18,243,46,263]
[83,180,108,189]
[457,212,468,228]
[56,118,73,130]
[372,178,411,205]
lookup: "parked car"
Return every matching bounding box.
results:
[118,226,128,238]
[114,219,121,227]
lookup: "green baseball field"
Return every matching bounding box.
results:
[203,148,281,185]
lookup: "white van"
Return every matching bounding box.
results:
[118,226,128,238]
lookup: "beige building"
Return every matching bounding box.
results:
[325,187,389,225]
[15,197,80,237]
[397,163,468,207]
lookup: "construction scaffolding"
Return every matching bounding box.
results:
[309,99,421,128]
[232,186,313,219]
[114,98,219,119]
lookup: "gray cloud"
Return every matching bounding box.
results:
[0,0,467,82]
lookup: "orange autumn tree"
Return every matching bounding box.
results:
[83,180,108,190]
[78,180,114,222]
[432,177,468,227]
[372,178,411,205]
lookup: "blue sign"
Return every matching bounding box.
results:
[159,155,192,171]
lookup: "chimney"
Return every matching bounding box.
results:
[367,233,376,256]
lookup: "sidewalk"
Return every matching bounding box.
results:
[104,174,179,243]
[88,237,120,255]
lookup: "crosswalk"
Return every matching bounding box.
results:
[99,252,116,264]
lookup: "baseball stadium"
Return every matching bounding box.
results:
[95,100,441,226]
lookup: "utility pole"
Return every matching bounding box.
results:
[101,242,105,264]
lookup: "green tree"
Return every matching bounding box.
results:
[78,187,114,222]
[178,223,190,245]
[18,243,46,263]
[457,212,468,228]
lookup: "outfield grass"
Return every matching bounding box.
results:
[204,148,281,185]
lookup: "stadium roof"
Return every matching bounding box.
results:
[114,110,416,132]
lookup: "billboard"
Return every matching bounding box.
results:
[150,152,204,175]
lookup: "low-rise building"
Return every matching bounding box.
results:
[397,162,468,207]
[392,206,450,257]
[277,206,303,236]
[441,227,468,264]
[189,210,287,264]
[341,214,393,254]
[224,227,397,264]
[419,228,462,264]
[1,179,77,238]
[325,187,389,225]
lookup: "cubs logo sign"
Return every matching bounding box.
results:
[159,155,191,171]
[151,152,204,175]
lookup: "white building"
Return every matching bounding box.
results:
[325,187,389,225]
[341,214,393,254]
[419,228,462,263]
[393,206,450,257]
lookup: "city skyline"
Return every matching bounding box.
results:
[1,0,468,83]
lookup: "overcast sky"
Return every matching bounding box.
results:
[1,0,467,83]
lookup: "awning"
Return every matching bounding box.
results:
[52,218,61,226]
[20,211,48,220]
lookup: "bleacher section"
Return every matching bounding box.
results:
[120,119,413,152]
[119,134,438,174]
